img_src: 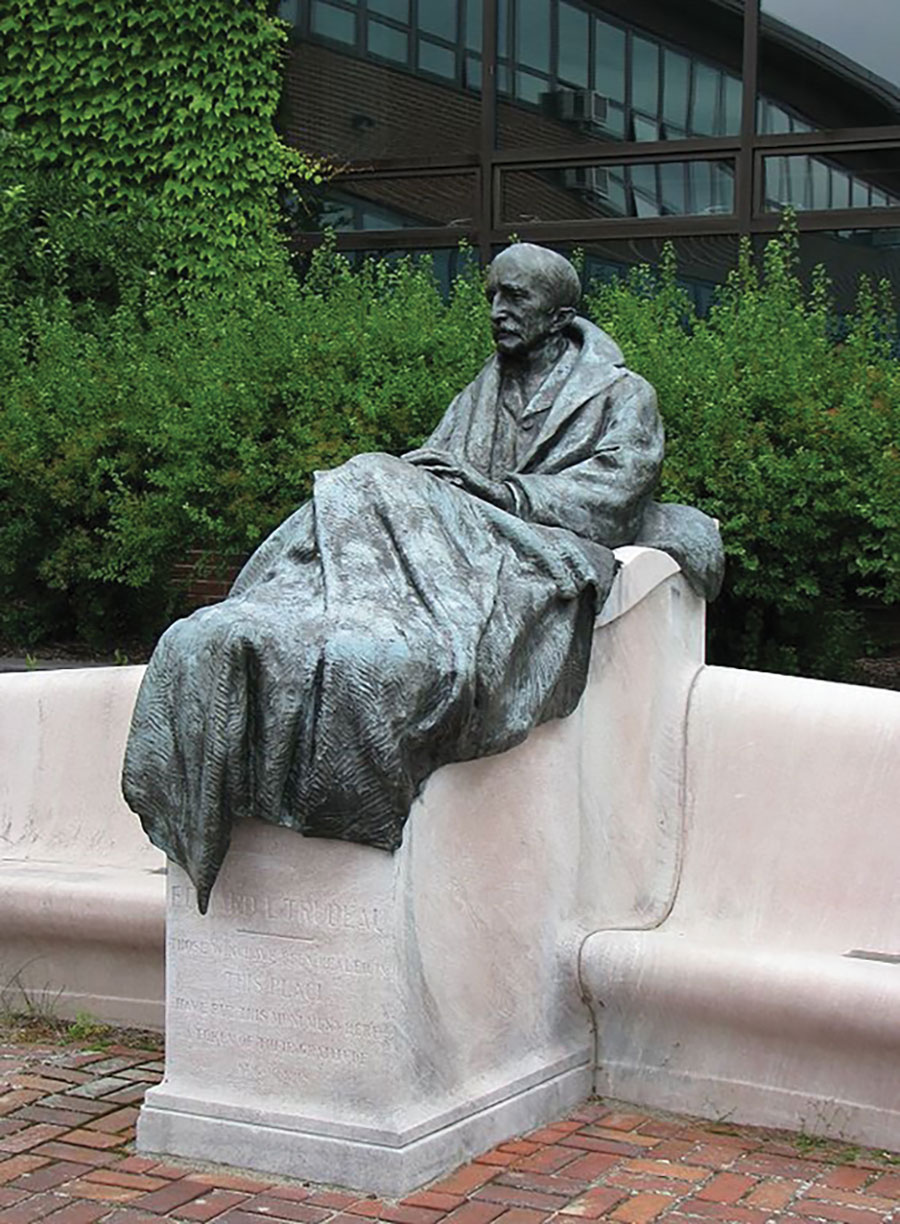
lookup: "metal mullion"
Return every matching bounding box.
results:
[493,135,741,165]
[750,206,900,233]
[480,0,498,260]
[755,131,900,154]
[735,0,759,235]
[490,214,741,243]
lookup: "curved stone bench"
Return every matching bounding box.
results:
[580,665,900,1151]
[0,666,166,1027]
[0,547,698,1041]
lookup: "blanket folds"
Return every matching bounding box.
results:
[122,319,723,910]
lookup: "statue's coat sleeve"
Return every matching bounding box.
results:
[419,317,721,597]
[506,372,664,547]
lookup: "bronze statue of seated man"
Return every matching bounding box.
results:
[123,243,723,911]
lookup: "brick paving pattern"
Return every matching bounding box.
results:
[3,1040,900,1224]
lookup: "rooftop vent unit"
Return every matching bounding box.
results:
[552,88,610,130]
[562,165,611,200]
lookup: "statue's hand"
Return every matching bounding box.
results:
[402,447,456,470]
[403,449,513,511]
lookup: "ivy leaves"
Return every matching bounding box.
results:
[1,0,323,277]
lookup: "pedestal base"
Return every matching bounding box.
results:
[139,1058,589,1196]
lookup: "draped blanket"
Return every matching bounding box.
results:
[122,319,722,911]
[123,456,615,911]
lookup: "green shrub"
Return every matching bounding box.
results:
[1,226,897,678]
[0,1,324,280]
[0,242,492,647]
[0,133,166,321]
[585,230,900,677]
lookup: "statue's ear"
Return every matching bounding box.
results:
[552,305,576,332]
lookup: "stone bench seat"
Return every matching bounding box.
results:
[0,667,166,1027]
[0,860,164,1025]
[580,665,900,1150]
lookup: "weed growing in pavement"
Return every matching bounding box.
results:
[0,963,63,1027]
[64,1011,113,1048]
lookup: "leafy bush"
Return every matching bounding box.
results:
[1,227,898,678]
[0,242,491,647]
[585,231,900,677]
[0,0,324,279]
[0,133,166,321]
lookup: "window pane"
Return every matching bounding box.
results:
[633,114,659,143]
[516,0,550,74]
[723,73,742,134]
[551,235,742,317]
[311,1,356,44]
[558,3,589,88]
[367,19,408,61]
[632,38,659,115]
[798,229,900,313]
[368,0,408,20]
[296,176,477,231]
[333,247,479,298]
[830,169,851,210]
[418,39,456,79]
[278,0,300,23]
[691,62,721,135]
[594,19,625,107]
[465,0,482,51]
[497,0,509,58]
[763,150,900,211]
[760,0,900,131]
[501,160,736,222]
[663,50,690,130]
[464,53,481,90]
[604,102,626,140]
[659,161,687,213]
[419,0,456,43]
[515,70,546,104]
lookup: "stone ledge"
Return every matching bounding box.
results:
[581,663,900,1151]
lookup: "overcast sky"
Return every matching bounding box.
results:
[762,0,898,85]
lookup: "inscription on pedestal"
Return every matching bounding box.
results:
[167,873,401,1089]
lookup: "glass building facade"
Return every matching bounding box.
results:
[277,0,900,306]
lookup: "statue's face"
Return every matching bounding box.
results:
[486,255,563,358]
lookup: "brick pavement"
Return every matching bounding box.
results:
[3,1039,900,1224]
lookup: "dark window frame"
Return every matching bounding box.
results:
[280,0,900,262]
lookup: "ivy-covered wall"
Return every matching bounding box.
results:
[0,0,319,275]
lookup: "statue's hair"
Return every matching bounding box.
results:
[489,242,581,309]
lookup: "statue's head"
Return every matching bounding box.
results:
[485,243,580,360]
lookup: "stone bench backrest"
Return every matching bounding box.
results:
[679,665,900,949]
[0,666,163,871]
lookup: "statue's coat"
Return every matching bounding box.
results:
[122,319,722,911]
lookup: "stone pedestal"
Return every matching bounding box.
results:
[139,801,591,1194]
[138,549,706,1194]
